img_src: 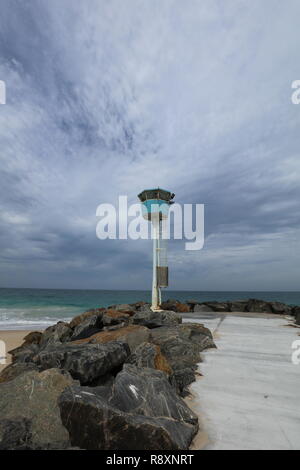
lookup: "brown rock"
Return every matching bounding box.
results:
[108,304,136,316]
[154,345,173,375]
[126,342,172,375]
[73,325,150,353]
[69,308,105,328]
[23,331,43,345]
[175,303,190,313]
[104,309,130,320]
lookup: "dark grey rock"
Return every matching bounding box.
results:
[132,310,182,329]
[0,368,73,449]
[102,310,131,327]
[204,302,229,312]
[294,307,300,325]
[229,300,248,312]
[40,321,73,348]
[34,341,129,384]
[193,304,214,312]
[0,418,32,450]
[89,373,115,389]
[59,383,197,450]
[131,301,149,311]
[137,303,152,313]
[109,364,197,425]
[150,323,215,369]
[160,299,179,311]
[108,303,135,313]
[71,314,103,341]
[126,342,172,375]
[8,343,39,364]
[246,299,272,313]
[269,301,292,314]
[170,367,197,396]
[0,417,73,450]
[6,331,43,364]
[150,323,215,394]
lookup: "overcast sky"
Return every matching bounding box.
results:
[0,0,299,291]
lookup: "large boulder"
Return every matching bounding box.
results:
[34,341,129,384]
[39,321,73,348]
[131,301,148,311]
[126,342,172,375]
[0,418,32,450]
[107,304,136,316]
[229,300,248,312]
[71,314,103,341]
[150,323,215,368]
[69,308,105,329]
[110,364,197,425]
[0,417,74,450]
[8,343,40,364]
[170,367,197,396]
[246,299,272,313]
[160,299,191,312]
[132,310,182,329]
[150,323,215,394]
[59,384,197,450]
[0,369,73,449]
[138,303,153,313]
[204,302,229,312]
[193,304,214,313]
[22,331,43,345]
[0,362,39,384]
[269,302,292,315]
[73,325,150,354]
[160,299,179,311]
[102,309,131,326]
[294,307,300,325]
[174,303,190,313]
[7,331,43,363]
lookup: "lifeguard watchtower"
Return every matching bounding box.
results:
[138,188,175,310]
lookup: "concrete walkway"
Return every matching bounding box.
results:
[184,313,300,450]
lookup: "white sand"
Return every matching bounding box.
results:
[185,313,300,450]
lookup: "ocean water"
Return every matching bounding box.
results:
[0,288,299,330]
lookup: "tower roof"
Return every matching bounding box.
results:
[138,188,175,203]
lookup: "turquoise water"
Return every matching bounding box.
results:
[0,288,299,330]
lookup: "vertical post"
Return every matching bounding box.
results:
[158,218,162,305]
[151,218,160,310]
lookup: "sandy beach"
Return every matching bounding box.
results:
[0,330,37,372]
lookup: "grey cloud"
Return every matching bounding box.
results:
[0,0,299,290]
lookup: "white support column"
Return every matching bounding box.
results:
[158,218,162,306]
[151,219,159,310]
